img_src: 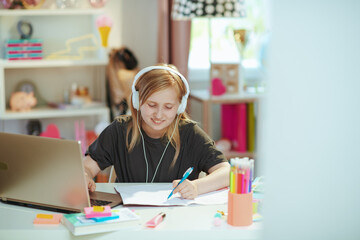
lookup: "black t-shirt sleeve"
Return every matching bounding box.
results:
[85,120,121,170]
[185,123,227,174]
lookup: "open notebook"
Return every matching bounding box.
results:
[115,183,229,206]
[0,132,122,213]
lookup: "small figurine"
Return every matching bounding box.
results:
[9,91,37,111]
[212,78,226,96]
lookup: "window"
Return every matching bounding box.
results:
[188,0,268,85]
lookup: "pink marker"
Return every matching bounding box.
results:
[145,212,166,228]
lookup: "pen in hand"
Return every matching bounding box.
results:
[167,167,194,199]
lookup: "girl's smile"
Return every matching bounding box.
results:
[140,87,180,138]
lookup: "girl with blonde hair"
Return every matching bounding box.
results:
[84,64,230,199]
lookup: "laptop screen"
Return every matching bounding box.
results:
[0,132,90,212]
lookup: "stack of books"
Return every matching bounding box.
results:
[221,102,256,153]
[62,206,140,236]
[5,39,43,60]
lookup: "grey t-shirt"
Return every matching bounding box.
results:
[86,116,227,182]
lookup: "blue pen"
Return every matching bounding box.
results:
[167,167,194,199]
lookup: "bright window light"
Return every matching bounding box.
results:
[188,0,268,82]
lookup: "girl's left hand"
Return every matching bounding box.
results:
[172,179,198,199]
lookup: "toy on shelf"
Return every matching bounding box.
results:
[0,0,29,9]
[0,0,13,8]
[14,80,47,107]
[9,80,47,111]
[21,0,46,9]
[88,0,108,8]
[27,119,42,136]
[210,63,239,94]
[5,21,43,60]
[56,0,78,9]
[233,29,248,59]
[5,39,43,60]
[211,78,226,96]
[40,124,61,139]
[46,34,99,60]
[96,15,112,47]
[9,91,37,112]
[70,83,92,106]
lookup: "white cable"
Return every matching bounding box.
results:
[137,112,179,183]
[151,114,179,183]
[137,111,149,182]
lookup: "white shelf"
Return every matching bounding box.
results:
[0,7,110,134]
[0,106,109,120]
[190,89,261,104]
[0,59,108,69]
[0,9,104,16]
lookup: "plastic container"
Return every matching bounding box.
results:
[227,191,253,226]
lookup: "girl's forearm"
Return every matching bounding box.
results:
[193,163,230,195]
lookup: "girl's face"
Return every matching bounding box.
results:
[140,87,180,138]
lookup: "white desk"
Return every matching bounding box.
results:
[0,183,262,240]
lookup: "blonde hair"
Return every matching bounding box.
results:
[117,64,193,167]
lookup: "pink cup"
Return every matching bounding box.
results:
[227,191,253,226]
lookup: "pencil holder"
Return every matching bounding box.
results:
[227,191,253,226]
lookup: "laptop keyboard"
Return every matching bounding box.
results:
[90,199,112,206]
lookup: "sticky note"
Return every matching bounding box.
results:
[37,214,53,219]
[93,206,105,212]
[33,214,63,225]
[84,206,111,219]
[91,215,119,222]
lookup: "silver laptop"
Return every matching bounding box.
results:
[0,132,122,213]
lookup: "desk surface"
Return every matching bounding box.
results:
[0,183,262,240]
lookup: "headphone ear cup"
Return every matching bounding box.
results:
[132,91,139,110]
[177,96,187,114]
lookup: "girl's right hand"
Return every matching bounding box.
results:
[85,172,96,192]
[83,155,101,192]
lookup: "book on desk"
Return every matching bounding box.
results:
[221,102,256,153]
[62,208,140,236]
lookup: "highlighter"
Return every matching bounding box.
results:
[145,212,166,228]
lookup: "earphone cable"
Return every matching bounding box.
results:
[137,111,149,182]
[137,111,180,183]
[151,114,179,183]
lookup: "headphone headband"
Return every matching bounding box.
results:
[131,66,190,114]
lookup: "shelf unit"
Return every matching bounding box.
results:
[189,89,260,159]
[0,8,110,137]
[0,59,108,120]
[0,58,107,68]
[0,9,104,16]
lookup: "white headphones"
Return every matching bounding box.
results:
[131,66,190,115]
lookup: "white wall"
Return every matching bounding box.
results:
[105,0,158,68]
[259,1,360,239]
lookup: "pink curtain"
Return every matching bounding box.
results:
[157,0,191,78]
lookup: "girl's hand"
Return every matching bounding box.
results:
[85,172,96,192]
[172,179,198,199]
